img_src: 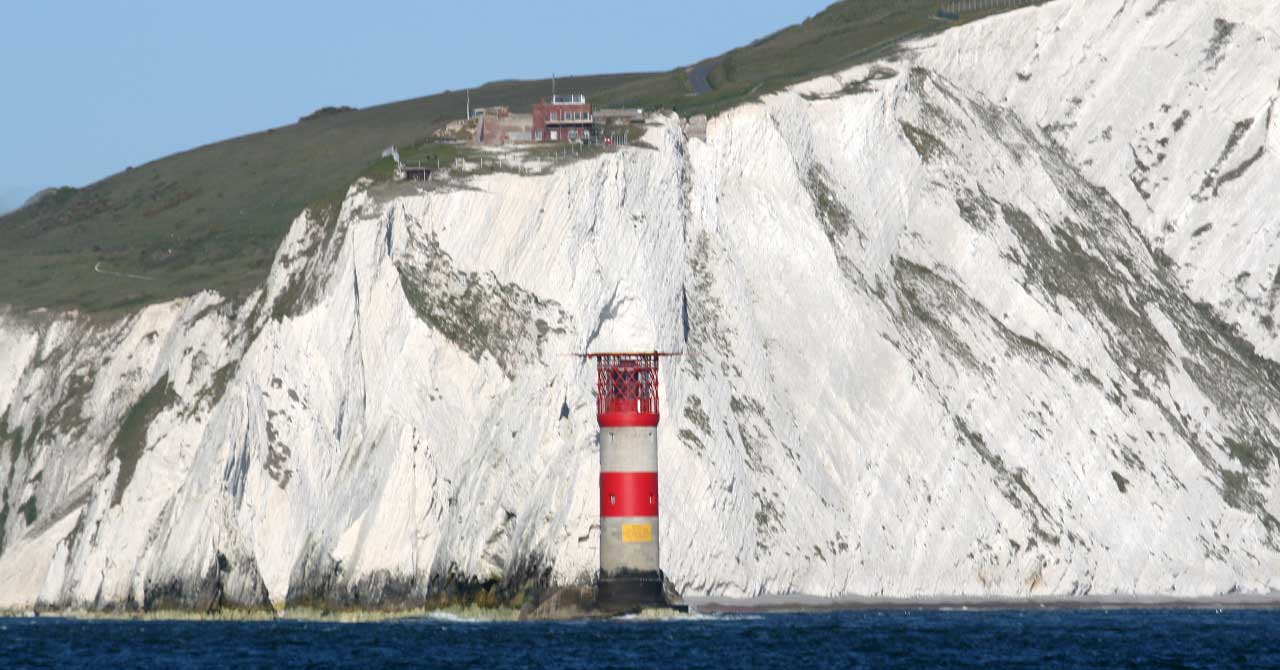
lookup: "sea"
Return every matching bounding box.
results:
[3,608,1279,669]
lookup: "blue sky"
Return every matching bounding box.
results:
[0,0,833,212]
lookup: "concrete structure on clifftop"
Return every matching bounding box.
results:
[533,94,593,142]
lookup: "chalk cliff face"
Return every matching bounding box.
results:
[3,0,1279,611]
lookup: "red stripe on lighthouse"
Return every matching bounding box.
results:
[597,411,660,428]
[600,472,658,517]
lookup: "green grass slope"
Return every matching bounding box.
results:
[596,0,1034,117]
[0,74,650,313]
[0,0,1034,313]
[610,0,956,116]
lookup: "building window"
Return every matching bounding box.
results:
[569,129,578,139]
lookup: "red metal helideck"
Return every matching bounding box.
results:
[589,353,661,427]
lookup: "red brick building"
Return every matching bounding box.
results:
[532,94,594,142]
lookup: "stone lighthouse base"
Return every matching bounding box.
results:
[520,576,687,620]
[597,575,665,611]
[597,570,688,614]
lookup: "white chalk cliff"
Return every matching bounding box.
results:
[3,0,1280,611]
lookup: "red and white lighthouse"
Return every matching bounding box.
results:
[590,353,667,610]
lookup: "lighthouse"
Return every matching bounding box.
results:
[590,353,668,611]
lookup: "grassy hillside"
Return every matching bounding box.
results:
[0,74,651,313]
[0,0,1034,313]
[602,0,979,117]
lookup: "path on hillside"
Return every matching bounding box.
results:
[687,61,717,96]
[686,23,935,99]
[94,262,154,281]
[834,26,936,71]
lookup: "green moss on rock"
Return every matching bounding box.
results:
[18,495,37,526]
[110,375,178,506]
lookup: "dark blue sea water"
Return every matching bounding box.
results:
[3,608,1279,669]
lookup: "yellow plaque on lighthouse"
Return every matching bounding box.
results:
[621,523,653,543]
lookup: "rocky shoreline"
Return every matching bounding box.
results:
[688,593,1280,613]
[6,592,1280,624]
